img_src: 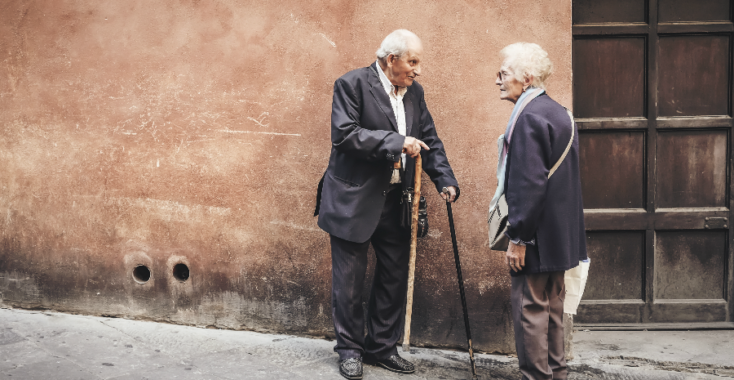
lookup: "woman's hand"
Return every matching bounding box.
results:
[506,241,526,272]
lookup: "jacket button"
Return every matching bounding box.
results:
[382,191,387,197]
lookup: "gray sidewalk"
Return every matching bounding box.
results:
[1,308,732,379]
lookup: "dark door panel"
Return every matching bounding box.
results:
[580,131,646,209]
[654,230,727,300]
[658,35,730,117]
[573,38,647,118]
[576,301,644,324]
[648,302,728,323]
[584,231,645,300]
[658,0,731,22]
[656,130,729,208]
[573,0,646,24]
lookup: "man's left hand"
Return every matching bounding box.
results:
[441,186,457,203]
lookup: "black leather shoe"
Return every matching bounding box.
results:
[338,357,363,380]
[364,354,415,374]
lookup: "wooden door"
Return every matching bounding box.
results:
[573,0,734,327]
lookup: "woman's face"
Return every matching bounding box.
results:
[495,66,525,104]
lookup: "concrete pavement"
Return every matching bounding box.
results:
[1,308,732,379]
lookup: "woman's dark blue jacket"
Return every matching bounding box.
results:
[504,94,588,276]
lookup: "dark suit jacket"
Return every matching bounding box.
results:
[504,94,588,276]
[315,62,459,243]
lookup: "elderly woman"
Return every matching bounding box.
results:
[491,43,587,380]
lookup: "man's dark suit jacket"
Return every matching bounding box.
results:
[315,62,459,243]
[504,94,588,276]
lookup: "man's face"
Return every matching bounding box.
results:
[386,41,423,87]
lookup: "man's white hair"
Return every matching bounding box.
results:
[500,42,553,90]
[376,29,421,61]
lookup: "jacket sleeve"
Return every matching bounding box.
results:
[331,78,405,162]
[505,112,552,242]
[417,93,460,199]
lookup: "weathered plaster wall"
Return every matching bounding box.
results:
[0,0,571,353]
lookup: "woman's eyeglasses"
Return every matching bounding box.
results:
[497,71,511,82]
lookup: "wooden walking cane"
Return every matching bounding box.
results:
[402,154,422,352]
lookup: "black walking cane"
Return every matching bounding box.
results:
[442,187,478,380]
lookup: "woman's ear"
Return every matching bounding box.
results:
[523,74,534,91]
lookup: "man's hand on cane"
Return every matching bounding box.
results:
[406,138,456,203]
[506,241,526,272]
[441,186,457,203]
[403,136,429,158]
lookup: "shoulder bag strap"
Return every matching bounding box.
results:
[548,108,575,179]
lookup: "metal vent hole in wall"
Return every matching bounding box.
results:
[173,263,189,282]
[132,265,151,284]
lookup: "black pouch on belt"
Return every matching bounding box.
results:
[400,189,429,237]
[417,196,428,238]
[400,187,413,230]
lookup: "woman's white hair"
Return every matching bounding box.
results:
[500,42,553,90]
[376,29,420,61]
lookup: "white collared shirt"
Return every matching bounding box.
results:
[376,60,407,184]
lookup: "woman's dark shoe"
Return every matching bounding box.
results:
[339,357,363,380]
[364,354,416,374]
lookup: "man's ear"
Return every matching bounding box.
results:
[387,54,396,68]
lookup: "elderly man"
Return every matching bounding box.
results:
[314,29,460,380]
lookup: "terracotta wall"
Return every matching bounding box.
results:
[0,0,571,353]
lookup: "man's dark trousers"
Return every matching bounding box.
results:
[330,186,410,361]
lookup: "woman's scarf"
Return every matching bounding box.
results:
[488,88,545,212]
